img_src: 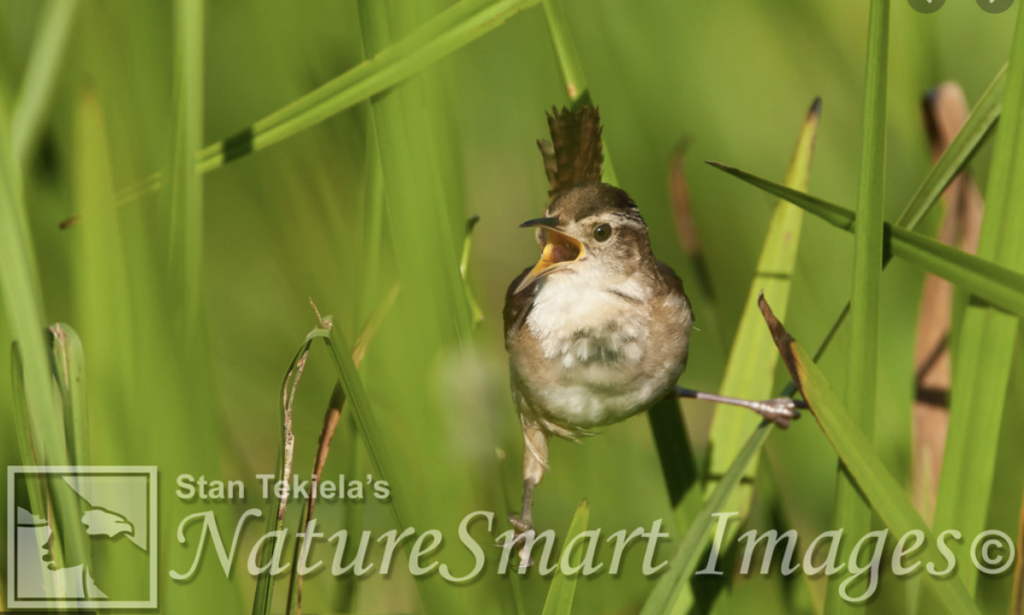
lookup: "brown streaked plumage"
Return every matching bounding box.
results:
[504,106,799,539]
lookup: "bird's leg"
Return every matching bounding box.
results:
[509,420,548,534]
[673,386,804,428]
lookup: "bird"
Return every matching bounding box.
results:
[503,105,800,537]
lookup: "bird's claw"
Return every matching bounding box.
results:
[756,397,803,429]
[508,513,533,534]
[504,514,537,569]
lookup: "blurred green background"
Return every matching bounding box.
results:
[0,1,1022,613]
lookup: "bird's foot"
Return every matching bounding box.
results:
[508,513,533,535]
[504,514,537,569]
[752,397,803,429]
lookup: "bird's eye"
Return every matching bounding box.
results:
[593,223,612,242]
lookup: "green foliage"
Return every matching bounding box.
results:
[1,1,1022,614]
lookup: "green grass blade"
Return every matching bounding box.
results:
[640,421,774,615]
[541,499,590,615]
[759,296,981,615]
[11,0,80,165]
[828,1,889,610]
[932,1,1024,595]
[705,97,820,525]
[166,0,205,333]
[707,164,1024,318]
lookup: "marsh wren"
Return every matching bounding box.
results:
[503,106,800,535]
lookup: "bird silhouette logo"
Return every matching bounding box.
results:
[7,467,158,609]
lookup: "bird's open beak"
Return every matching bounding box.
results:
[515,217,585,294]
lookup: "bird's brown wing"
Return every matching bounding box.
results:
[655,260,687,301]
[656,260,693,371]
[503,266,536,350]
[536,106,604,200]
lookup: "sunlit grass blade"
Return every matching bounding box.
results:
[541,499,590,615]
[705,96,820,528]
[541,0,617,185]
[707,164,1024,318]
[640,421,774,615]
[933,1,1024,595]
[758,296,981,615]
[11,0,80,165]
[828,1,889,610]
[166,0,205,334]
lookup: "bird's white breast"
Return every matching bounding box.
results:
[523,268,679,428]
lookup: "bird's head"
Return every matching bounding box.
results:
[514,183,652,294]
